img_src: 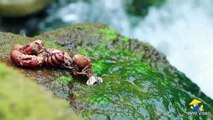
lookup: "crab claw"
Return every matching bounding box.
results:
[10,50,44,68]
[86,76,103,86]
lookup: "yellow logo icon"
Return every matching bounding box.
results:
[189,99,204,112]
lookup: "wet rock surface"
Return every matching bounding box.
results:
[0,23,212,119]
[0,0,51,17]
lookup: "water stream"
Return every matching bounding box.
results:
[1,0,213,98]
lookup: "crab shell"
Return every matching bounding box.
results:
[43,48,73,68]
[72,54,91,68]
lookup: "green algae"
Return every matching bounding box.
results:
[67,27,213,120]
[0,63,81,120]
[122,36,130,42]
[56,76,73,84]
[99,28,119,41]
[43,40,67,50]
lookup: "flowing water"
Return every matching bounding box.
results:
[0,0,213,98]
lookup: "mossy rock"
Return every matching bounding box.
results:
[0,23,212,119]
[0,0,51,17]
[0,63,81,120]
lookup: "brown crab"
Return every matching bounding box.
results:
[10,40,103,86]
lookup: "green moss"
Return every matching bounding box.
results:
[122,36,130,42]
[43,40,67,50]
[71,35,212,119]
[94,33,100,38]
[99,28,119,41]
[0,63,81,120]
[73,24,91,30]
[56,76,73,84]
[78,49,90,56]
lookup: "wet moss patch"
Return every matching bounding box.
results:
[56,76,73,84]
[70,32,213,119]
